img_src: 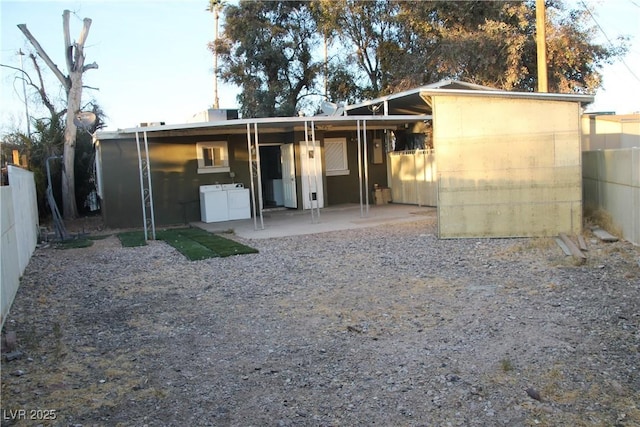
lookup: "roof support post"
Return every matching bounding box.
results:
[357,120,364,217]
[363,119,370,216]
[253,123,264,229]
[246,123,257,230]
[246,122,264,230]
[415,150,420,207]
[304,120,317,223]
[311,120,321,222]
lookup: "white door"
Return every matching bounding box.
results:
[299,141,324,209]
[280,143,297,208]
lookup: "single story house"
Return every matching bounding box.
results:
[94,80,593,239]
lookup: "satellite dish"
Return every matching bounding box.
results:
[321,101,346,116]
[321,101,338,115]
[74,111,97,131]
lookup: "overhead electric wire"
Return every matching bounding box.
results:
[580,0,640,83]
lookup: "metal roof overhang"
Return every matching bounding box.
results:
[96,114,433,140]
[344,88,595,116]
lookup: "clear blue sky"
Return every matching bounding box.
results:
[1,0,639,133]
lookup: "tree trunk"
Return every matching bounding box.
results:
[17,11,97,220]
[62,71,83,219]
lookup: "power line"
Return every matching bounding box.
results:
[580,0,640,83]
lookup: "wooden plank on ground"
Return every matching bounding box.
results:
[577,235,588,251]
[555,237,572,256]
[559,233,587,261]
[592,228,619,242]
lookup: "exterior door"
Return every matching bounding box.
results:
[299,141,324,209]
[280,143,297,208]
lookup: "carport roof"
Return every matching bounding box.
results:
[96,114,432,140]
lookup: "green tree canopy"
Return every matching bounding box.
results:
[218,0,626,114]
[216,0,322,118]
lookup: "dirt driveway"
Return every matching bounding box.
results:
[1,217,639,426]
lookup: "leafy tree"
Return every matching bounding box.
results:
[220,0,625,113]
[394,1,534,90]
[215,0,323,117]
[312,0,402,100]
[321,0,625,96]
[1,114,65,217]
[1,106,102,220]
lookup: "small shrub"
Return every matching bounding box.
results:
[500,358,514,372]
[55,238,93,249]
[584,207,622,237]
[117,231,147,247]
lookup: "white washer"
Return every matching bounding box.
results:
[199,185,228,223]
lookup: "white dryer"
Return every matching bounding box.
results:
[223,183,251,220]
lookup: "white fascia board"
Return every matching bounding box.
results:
[421,88,595,104]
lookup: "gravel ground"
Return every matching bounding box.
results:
[1,215,639,427]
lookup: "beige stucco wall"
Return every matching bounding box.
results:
[434,95,582,238]
[582,114,640,150]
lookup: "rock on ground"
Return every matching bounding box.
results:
[1,217,639,426]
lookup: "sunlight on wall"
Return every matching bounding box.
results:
[434,96,582,238]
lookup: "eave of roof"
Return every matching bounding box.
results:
[95,114,433,140]
[344,80,595,116]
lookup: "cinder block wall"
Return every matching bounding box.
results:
[583,148,640,246]
[1,166,39,327]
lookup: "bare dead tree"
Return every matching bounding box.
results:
[18,9,98,219]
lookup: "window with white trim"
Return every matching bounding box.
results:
[324,137,349,176]
[196,141,230,174]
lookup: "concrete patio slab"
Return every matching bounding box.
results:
[192,204,436,239]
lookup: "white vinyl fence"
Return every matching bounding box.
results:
[583,148,640,246]
[388,149,437,206]
[1,165,39,327]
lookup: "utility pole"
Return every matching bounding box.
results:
[536,0,548,92]
[18,49,31,139]
[208,0,222,109]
